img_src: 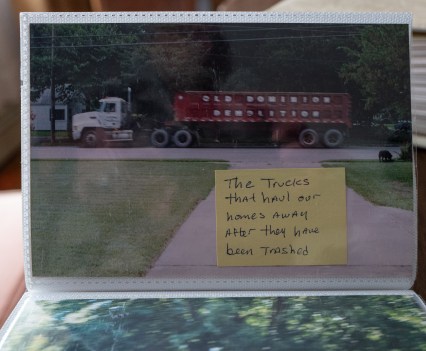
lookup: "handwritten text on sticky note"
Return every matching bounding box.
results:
[215,168,347,266]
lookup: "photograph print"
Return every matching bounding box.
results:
[27,18,414,284]
[2,294,426,350]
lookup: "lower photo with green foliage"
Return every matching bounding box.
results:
[2,295,426,350]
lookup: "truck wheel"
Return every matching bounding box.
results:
[298,129,319,148]
[173,129,192,148]
[82,130,100,148]
[151,129,169,148]
[323,129,344,148]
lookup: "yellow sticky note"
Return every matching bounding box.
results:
[215,168,347,266]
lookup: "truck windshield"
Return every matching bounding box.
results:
[97,102,106,112]
[97,102,116,113]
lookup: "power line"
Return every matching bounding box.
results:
[209,52,348,63]
[30,23,363,40]
[30,32,362,50]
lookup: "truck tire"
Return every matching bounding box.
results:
[151,129,169,148]
[173,129,192,148]
[323,129,344,148]
[298,129,319,148]
[82,129,100,148]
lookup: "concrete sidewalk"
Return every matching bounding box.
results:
[146,152,414,281]
[146,186,414,280]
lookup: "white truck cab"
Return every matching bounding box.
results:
[72,97,133,147]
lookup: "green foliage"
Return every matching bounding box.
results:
[30,23,411,129]
[30,160,228,277]
[221,24,353,92]
[398,143,413,161]
[30,23,146,107]
[3,295,426,350]
[339,25,411,124]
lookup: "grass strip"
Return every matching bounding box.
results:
[322,160,413,211]
[31,159,228,277]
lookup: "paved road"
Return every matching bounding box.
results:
[31,145,401,163]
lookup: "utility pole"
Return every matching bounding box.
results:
[50,24,56,144]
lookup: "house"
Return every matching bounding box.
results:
[30,88,85,132]
[31,104,68,131]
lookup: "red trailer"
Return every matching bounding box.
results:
[150,91,352,148]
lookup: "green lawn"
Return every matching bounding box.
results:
[322,160,413,211]
[31,130,69,138]
[31,159,228,277]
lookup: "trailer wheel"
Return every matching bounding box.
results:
[173,129,192,148]
[323,129,344,148]
[151,129,169,148]
[298,129,319,148]
[82,129,100,148]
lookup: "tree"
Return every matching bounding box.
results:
[3,296,426,350]
[221,23,355,93]
[120,24,232,123]
[30,23,144,141]
[339,24,411,124]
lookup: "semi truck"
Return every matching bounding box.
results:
[72,97,133,147]
[72,91,351,148]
